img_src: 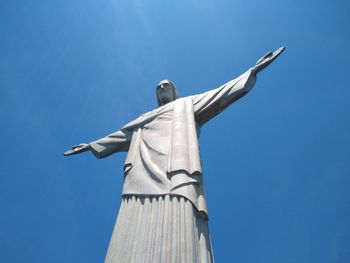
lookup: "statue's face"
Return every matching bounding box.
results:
[156,80,176,106]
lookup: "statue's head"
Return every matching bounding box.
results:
[156,80,179,106]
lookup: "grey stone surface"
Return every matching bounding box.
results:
[64,47,285,262]
[105,195,214,263]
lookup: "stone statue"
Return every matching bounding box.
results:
[64,47,285,263]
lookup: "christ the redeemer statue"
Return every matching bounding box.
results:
[64,47,285,263]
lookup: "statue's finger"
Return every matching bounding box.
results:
[278,46,286,53]
[273,46,285,57]
[64,149,75,156]
[256,51,273,65]
[270,49,285,62]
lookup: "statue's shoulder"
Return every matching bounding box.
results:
[122,97,194,130]
[141,108,158,117]
[122,105,168,130]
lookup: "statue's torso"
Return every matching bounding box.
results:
[123,104,174,194]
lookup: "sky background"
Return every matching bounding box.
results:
[0,0,349,262]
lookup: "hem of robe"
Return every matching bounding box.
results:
[122,171,209,219]
[122,192,208,220]
[105,195,214,263]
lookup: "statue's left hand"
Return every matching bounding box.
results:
[252,46,285,75]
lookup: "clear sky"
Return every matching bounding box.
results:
[0,0,349,262]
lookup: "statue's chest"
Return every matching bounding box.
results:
[141,109,173,152]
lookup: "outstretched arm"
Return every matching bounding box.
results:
[193,69,256,126]
[193,47,285,126]
[64,128,132,158]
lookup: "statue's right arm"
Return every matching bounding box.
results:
[64,129,132,159]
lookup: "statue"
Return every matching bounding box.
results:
[64,47,285,263]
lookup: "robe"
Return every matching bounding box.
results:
[89,69,256,219]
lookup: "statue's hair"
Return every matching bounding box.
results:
[156,80,180,107]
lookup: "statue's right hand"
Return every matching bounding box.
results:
[64,143,90,156]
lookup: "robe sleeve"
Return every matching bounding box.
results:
[89,128,132,159]
[192,69,257,126]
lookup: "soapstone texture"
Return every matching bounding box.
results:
[64,47,285,262]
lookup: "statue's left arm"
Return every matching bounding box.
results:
[193,69,256,126]
[193,47,285,126]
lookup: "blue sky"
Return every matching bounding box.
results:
[0,0,349,262]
